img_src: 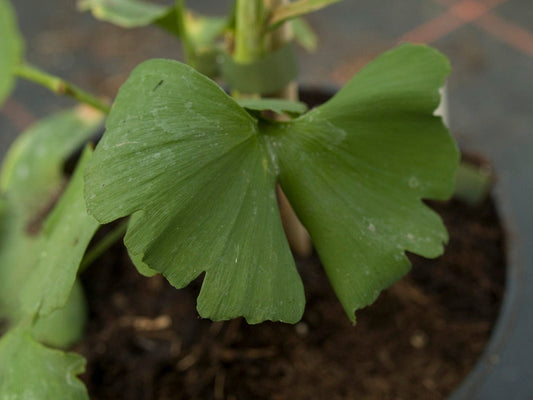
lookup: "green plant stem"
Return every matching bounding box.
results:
[14,63,111,114]
[266,0,312,257]
[454,160,493,206]
[234,0,266,64]
[266,0,291,51]
[79,220,129,273]
[175,0,195,67]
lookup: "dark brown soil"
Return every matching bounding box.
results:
[75,195,505,400]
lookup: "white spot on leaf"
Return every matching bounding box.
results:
[408,177,419,188]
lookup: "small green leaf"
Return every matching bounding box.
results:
[0,326,88,400]
[0,108,102,346]
[1,106,104,221]
[31,280,87,348]
[236,98,308,116]
[269,0,343,29]
[272,44,458,320]
[85,59,305,323]
[186,13,227,48]
[78,0,177,33]
[78,0,228,69]
[0,201,89,348]
[20,147,99,318]
[292,17,318,52]
[0,0,24,107]
[0,202,37,321]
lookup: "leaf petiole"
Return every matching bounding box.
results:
[79,219,129,273]
[13,63,111,114]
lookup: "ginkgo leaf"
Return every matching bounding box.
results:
[0,0,24,107]
[85,59,304,323]
[77,0,195,37]
[20,147,99,318]
[30,280,87,348]
[78,0,229,77]
[0,108,102,346]
[0,201,35,321]
[0,200,89,347]
[271,43,458,320]
[85,44,458,323]
[269,0,343,29]
[1,106,104,221]
[292,17,318,52]
[0,326,88,400]
[77,0,175,30]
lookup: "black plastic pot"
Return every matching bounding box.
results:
[446,117,533,400]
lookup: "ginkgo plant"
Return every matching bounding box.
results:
[0,0,458,398]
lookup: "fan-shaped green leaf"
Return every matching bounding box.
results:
[0,201,89,347]
[0,326,88,400]
[78,0,183,36]
[78,0,174,29]
[20,147,99,318]
[85,44,457,323]
[0,108,102,345]
[0,202,36,321]
[0,0,24,107]
[272,44,458,320]
[1,106,104,221]
[85,59,304,323]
